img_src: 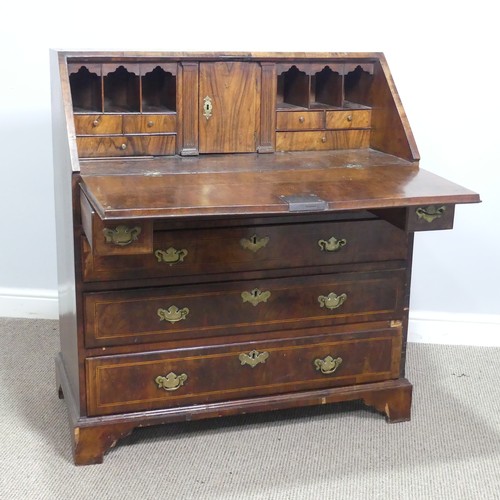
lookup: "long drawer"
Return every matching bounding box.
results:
[83,269,405,347]
[82,219,407,282]
[276,130,370,151]
[76,134,175,157]
[86,325,402,416]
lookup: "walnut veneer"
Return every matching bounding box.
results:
[51,51,480,464]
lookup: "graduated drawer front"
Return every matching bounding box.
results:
[76,134,175,157]
[325,110,371,129]
[122,114,177,133]
[86,326,402,416]
[74,114,123,135]
[276,111,324,130]
[82,219,407,282]
[83,270,405,347]
[276,130,370,151]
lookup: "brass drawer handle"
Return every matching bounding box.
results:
[239,350,269,368]
[155,372,188,391]
[318,292,347,310]
[203,95,213,120]
[102,225,141,246]
[346,115,353,122]
[416,205,446,223]
[92,119,100,127]
[318,236,347,252]
[240,234,269,253]
[120,143,127,150]
[155,247,188,265]
[241,288,271,306]
[157,306,190,323]
[314,355,343,375]
[298,116,305,123]
[147,120,155,127]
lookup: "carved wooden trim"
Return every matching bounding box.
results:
[258,62,276,153]
[362,381,412,422]
[102,63,140,75]
[73,424,135,465]
[140,62,177,76]
[178,61,199,155]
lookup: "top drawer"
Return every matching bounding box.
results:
[74,114,122,135]
[276,111,324,131]
[82,218,408,282]
[123,114,176,134]
[74,114,177,135]
[325,110,371,129]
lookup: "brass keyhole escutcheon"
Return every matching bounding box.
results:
[239,350,269,368]
[241,288,271,307]
[240,234,269,253]
[203,96,213,120]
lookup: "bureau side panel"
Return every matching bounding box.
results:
[400,232,414,377]
[51,50,81,413]
[369,57,420,162]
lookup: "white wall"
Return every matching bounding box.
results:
[1,1,498,342]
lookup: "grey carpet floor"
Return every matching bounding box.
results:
[0,318,499,500]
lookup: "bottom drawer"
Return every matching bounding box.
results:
[276,130,370,151]
[86,324,402,416]
[76,134,176,157]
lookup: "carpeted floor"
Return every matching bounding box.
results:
[0,317,499,499]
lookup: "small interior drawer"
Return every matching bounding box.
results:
[325,110,371,130]
[83,270,405,347]
[74,114,123,135]
[122,114,177,133]
[86,324,402,416]
[276,111,324,131]
[80,192,153,256]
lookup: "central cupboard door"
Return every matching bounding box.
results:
[199,62,261,153]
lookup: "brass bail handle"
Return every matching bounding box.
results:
[318,292,347,310]
[416,205,446,223]
[314,355,343,375]
[157,306,190,323]
[103,225,141,246]
[318,236,347,252]
[155,247,188,265]
[155,372,188,391]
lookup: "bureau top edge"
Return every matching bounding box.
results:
[54,50,384,63]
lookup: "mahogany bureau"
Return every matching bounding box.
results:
[50,51,480,464]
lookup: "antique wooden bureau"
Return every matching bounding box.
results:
[50,51,480,464]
